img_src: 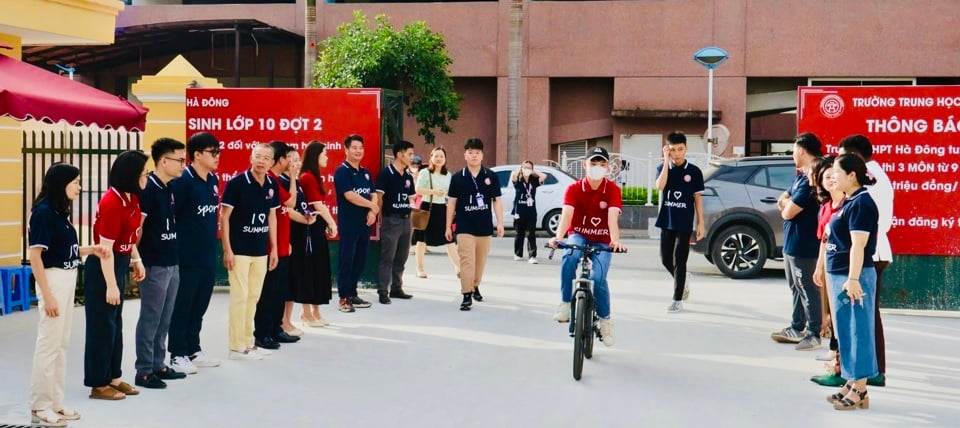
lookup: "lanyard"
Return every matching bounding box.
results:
[465,168,481,192]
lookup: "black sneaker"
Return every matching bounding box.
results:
[472,287,483,302]
[460,293,473,311]
[378,292,392,305]
[255,338,281,350]
[351,296,373,308]
[389,289,413,299]
[135,373,167,389]
[154,366,186,380]
[274,332,301,343]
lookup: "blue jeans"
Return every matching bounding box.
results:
[560,234,613,319]
[828,268,879,381]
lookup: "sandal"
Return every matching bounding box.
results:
[89,385,125,401]
[110,381,139,396]
[834,387,869,410]
[32,409,67,427]
[55,407,81,420]
[826,383,852,403]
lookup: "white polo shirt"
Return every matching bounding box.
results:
[866,160,893,262]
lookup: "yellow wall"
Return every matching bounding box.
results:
[0,33,22,59]
[0,116,24,264]
[0,0,124,45]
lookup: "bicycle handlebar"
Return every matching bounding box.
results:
[545,242,626,260]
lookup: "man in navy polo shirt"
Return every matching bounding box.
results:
[771,133,824,351]
[655,131,705,313]
[334,134,379,313]
[221,144,280,360]
[168,132,222,373]
[375,140,417,304]
[134,138,189,389]
[445,138,504,311]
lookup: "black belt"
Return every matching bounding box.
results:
[384,213,410,219]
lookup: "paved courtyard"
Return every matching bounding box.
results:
[1,237,958,427]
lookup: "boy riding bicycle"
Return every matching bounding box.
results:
[547,147,628,346]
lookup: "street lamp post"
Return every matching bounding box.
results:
[693,46,729,150]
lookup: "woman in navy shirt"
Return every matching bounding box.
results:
[293,142,337,326]
[823,154,879,411]
[510,161,545,263]
[84,151,149,401]
[28,164,106,426]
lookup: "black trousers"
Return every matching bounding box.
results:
[83,252,130,387]
[514,213,538,258]
[255,256,290,341]
[168,265,216,359]
[659,229,692,301]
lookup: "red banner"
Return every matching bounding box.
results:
[798,86,960,256]
[185,88,385,239]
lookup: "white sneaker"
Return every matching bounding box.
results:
[528,257,538,264]
[250,346,272,357]
[552,302,571,322]
[682,272,691,301]
[667,301,683,313]
[228,349,262,361]
[513,255,524,261]
[191,351,221,368]
[598,318,616,347]
[170,355,198,374]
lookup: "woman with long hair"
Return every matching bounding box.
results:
[290,141,337,327]
[411,146,460,278]
[28,164,106,426]
[810,156,846,386]
[818,154,879,410]
[84,150,149,401]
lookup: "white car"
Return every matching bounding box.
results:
[489,165,578,235]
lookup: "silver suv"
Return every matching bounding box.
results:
[691,156,796,279]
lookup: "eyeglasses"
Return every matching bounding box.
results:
[203,149,222,157]
[165,157,186,165]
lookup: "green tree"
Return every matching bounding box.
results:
[313,11,462,145]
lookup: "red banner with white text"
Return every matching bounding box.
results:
[185,88,385,240]
[798,86,960,256]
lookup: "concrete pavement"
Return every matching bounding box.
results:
[0,238,958,427]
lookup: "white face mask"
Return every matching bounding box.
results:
[587,165,607,180]
[521,168,532,177]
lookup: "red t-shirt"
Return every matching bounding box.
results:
[93,188,141,254]
[817,200,842,241]
[299,171,326,207]
[268,170,293,257]
[562,178,623,244]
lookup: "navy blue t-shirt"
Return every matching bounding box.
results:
[448,167,502,236]
[334,161,375,232]
[139,173,179,267]
[512,175,540,217]
[170,165,219,268]
[222,170,280,257]
[655,161,705,233]
[376,164,416,217]
[826,188,878,274]
[783,172,820,258]
[279,173,308,215]
[28,201,81,270]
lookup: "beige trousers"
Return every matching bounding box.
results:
[456,234,492,293]
[228,255,268,351]
[31,268,78,411]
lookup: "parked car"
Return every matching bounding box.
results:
[489,165,578,236]
[691,156,797,279]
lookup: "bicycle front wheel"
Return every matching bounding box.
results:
[584,301,595,359]
[573,293,588,380]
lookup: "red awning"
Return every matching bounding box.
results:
[0,55,148,131]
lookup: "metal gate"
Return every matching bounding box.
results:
[20,122,142,264]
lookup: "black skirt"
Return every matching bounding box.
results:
[412,202,452,247]
[289,219,333,305]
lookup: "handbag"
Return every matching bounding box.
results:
[411,172,433,231]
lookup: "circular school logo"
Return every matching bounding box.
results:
[599,201,608,209]
[365,173,370,180]
[213,186,219,196]
[684,174,691,182]
[267,189,274,199]
[484,178,491,186]
[405,180,411,188]
[819,94,845,119]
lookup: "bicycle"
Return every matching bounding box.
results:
[548,241,624,381]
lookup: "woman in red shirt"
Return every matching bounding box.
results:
[84,151,148,401]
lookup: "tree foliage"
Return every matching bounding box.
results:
[313,11,462,145]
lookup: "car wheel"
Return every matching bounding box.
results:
[710,225,767,279]
[543,209,562,235]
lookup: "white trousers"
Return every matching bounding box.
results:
[30,268,78,411]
